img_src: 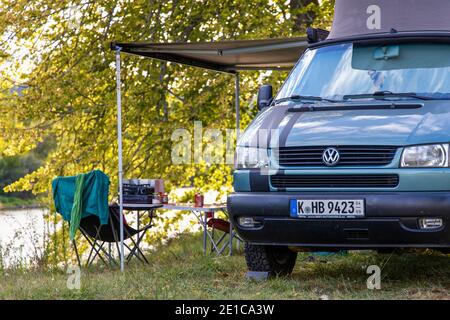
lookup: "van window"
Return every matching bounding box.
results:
[276,42,450,101]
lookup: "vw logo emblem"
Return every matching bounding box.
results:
[322,148,340,166]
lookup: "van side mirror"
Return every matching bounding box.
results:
[257,85,273,110]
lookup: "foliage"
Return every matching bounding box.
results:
[0,140,52,197]
[0,0,334,198]
[0,0,335,264]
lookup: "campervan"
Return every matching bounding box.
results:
[228,0,450,275]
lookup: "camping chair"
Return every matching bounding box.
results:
[73,204,156,267]
[53,170,157,267]
[206,212,243,255]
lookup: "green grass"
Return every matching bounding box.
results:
[0,233,449,299]
[0,195,41,210]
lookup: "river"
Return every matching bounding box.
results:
[0,208,48,267]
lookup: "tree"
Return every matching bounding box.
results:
[0,1,334,261]
[290,0,319,32]
[0,0,333,198]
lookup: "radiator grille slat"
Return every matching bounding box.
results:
[270,174,399,188]
[276,146,398,167]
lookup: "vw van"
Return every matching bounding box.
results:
[228,0,450,275]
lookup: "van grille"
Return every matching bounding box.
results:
[276,146,398,167]
[270,174,399,188]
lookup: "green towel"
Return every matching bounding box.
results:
[52,170,110,237]
[69,173,85,240]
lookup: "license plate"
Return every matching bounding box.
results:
[290,199,365,218]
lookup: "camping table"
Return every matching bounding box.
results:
[161,204,236,256]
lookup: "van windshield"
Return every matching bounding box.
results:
[276,42,450,101]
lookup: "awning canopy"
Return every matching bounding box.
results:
[111,37,309,73]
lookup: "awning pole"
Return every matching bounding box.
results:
[115,47,125,272]
[235,73,240,137]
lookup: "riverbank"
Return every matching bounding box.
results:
[0,233,449,299]
[0,196,43,211]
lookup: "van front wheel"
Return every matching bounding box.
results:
[244,243,297,276]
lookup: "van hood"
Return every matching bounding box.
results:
[239,101,450,148]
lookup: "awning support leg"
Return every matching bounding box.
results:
[235,73,240,137]
[115,47,125,273]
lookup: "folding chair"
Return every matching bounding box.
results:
[73,205,155,267]
[206,213,243,256]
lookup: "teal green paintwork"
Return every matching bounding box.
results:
[268,168,450,192]
[233,170,251,192]
[284,101,450,147]
[238,101,450,148]
[234,167,450,192]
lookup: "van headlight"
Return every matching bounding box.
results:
[401,144,449,167]
[235,146,269,169]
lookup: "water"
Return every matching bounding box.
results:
[0,208,48,267]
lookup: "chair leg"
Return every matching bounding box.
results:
[92,225,117,266]
[80,228,114,267]
[72,240,81,268]
[87,241,108,266]
[133,244,149,264]
[122,221,149,264]
[109,214,121,262]
[210,227,215,253]
[110,211,153,265]
[205,229,221,253]
[88,241,105,266]
[126,230,149,264]
[216,234,230,256]
[85,241,96,266]
[81,228,97,266]
[126,238,147,263]
[109,243,113,266]
[125,242,146,264]
[213,233,228,252]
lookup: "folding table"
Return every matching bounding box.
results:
[162,203,239,255]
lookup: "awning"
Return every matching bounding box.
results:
[111,37,309,73]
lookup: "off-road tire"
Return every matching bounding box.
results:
[244,242,297,276]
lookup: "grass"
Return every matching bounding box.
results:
[0,232,449,300]
[0,195,41,210]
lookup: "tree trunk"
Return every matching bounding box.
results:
[290,0,319,33]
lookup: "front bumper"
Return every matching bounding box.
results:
[227,192,450,249]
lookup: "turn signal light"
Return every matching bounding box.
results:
[238,217,263,228]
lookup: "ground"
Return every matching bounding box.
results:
[0,233,449,299]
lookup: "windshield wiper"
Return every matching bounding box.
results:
[273,94,339,105]
[343,91,434,101]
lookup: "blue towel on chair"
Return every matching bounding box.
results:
[52,170,110,227]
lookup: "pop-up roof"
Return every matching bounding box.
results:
[328,0,450,40]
